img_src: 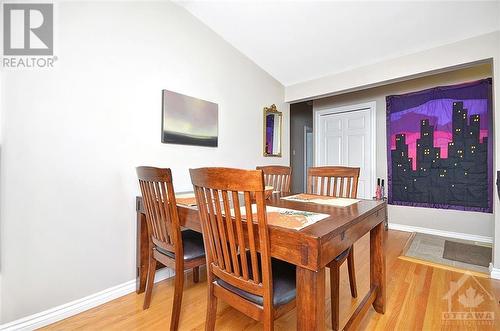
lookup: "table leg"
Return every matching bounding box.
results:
[136,210,148,294]
[296,266,325,331]
[370,221,386,313]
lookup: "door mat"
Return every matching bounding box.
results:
[401,232,491,274]
[443,240,492,267]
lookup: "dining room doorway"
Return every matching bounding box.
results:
[290,101,313,193]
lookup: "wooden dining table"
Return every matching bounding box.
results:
[135,193,387,330]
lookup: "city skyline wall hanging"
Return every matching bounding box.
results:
[162,90,218,147]
[386,78,492,213]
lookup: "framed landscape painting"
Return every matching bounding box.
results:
[162,90,218,147]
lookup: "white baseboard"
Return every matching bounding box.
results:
[489,266,500,280]
[388,222,493,243]
[0,268,173,331]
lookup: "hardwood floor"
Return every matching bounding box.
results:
[42,230,500,330]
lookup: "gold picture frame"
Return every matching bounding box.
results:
[263,104,282,157]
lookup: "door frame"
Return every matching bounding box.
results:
[303,125,313,190]
[313,101,377,198]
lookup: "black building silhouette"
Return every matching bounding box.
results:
[391,101,488,208]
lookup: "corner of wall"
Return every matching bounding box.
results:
[491,39,500,269]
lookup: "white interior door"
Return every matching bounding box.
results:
[315,103,375,199]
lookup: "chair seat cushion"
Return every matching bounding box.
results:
[156,230,205,261]
[216,257,296,307]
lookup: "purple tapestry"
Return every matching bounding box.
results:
[386,78,492,213]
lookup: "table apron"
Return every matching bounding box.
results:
[319,206,386,267]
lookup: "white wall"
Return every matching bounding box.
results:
[286,31,500,103]
[314,64,493,238]
[286,31,500,269]
[0,2,288,323]
[494,36,500,271]
[0,71,3,323]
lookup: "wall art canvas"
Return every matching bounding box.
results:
[387,78,492,213]
[162,90,218,147]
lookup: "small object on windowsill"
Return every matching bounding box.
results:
[375,178,381,200]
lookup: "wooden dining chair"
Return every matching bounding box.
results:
[136,166,206,331]
[307,166,360,331]
[256,165,292,193]
[190,167,296,331]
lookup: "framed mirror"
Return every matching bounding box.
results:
[263,104,282,157]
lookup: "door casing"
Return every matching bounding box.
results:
[314,101,376,199]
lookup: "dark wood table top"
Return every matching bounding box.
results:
[265,193,386,239]
[170,192,385,233]
[143,192,387,271]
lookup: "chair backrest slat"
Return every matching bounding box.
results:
[213,190,232,274]
[256,165,292,193]
[231,191,250,280]
[307,166,360,198]
[221,190,240,277]
[136,167,182,254]
[244,190,261,284]
[155,181,168,242]
[191,167,271,296]
[205,188,225,269]
[196,187,219,265]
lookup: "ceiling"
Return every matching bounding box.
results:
[178,1,500,86]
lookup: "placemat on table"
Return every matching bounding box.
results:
[175,192,197,207]
[281,193,359,207]
[235,205,329,230]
